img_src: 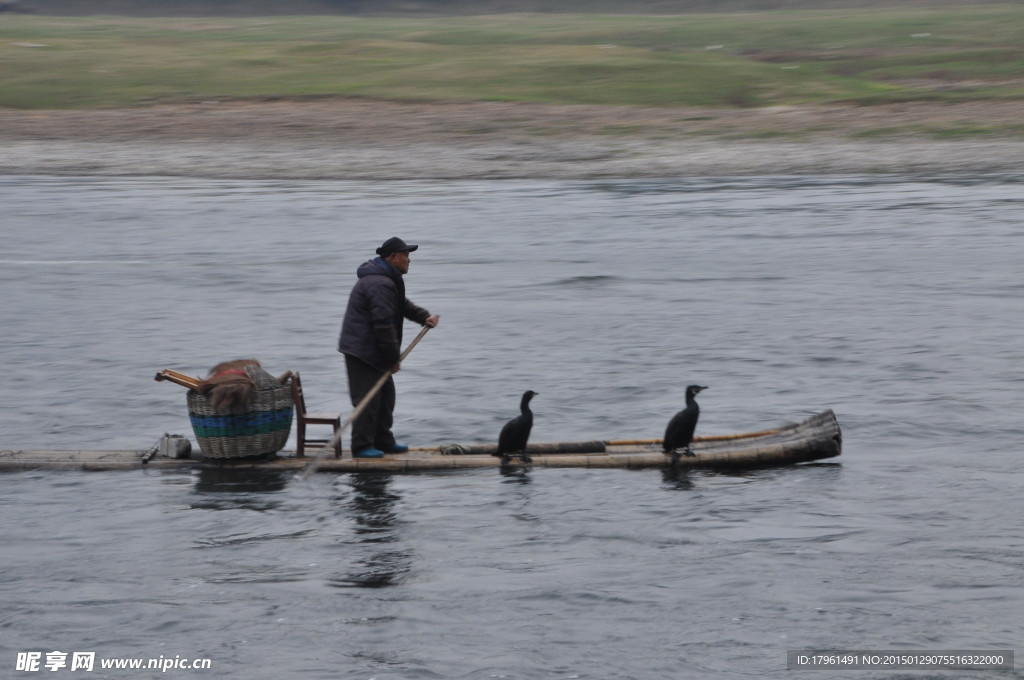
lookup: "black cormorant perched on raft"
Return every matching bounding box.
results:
[663,385,707,466]
[495,390,537,465]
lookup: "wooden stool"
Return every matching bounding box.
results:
[290,372,342,458]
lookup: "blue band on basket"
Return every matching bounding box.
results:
[190,407,294,438]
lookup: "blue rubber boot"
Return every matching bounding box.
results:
[383,443,409,454]
[354,448,384,459]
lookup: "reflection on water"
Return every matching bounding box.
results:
[499,466,532,484]
[330,473,412,588]
[660,467,695,490]
[193,467,291,495]
[347,473,400,538]
[190,467,291,512]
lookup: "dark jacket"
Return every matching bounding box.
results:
[338,257,430,372]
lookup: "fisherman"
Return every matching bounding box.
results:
[338,237,439,458]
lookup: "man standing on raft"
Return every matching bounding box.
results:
[338,237,439,458]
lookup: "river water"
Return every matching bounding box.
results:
[1,174,1022,679]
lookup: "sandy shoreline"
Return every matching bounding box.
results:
[3,100,1024,179]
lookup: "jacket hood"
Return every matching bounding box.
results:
[356,257,397,280]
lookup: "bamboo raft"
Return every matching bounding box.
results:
[0,410,840,473]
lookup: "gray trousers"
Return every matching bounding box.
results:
[344,354,396,454]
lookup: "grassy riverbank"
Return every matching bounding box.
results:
[2,6,1023,111]
[4,5,1024,179]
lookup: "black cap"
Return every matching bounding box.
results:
[376,237,419,258]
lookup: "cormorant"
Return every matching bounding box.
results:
[663,385,707,466]
[495,390,537,465]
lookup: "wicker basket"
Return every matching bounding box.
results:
[187,365,293,459]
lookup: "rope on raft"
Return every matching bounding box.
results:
[439,440,609,456]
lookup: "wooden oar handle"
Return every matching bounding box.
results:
[398,324,432,362]
[297,325,433,478]
[340,325,432,432]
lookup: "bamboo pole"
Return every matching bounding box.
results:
[607,428,783,447]
[296,325,432,479]
[154,369,203,390]
[411,429,789,455]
